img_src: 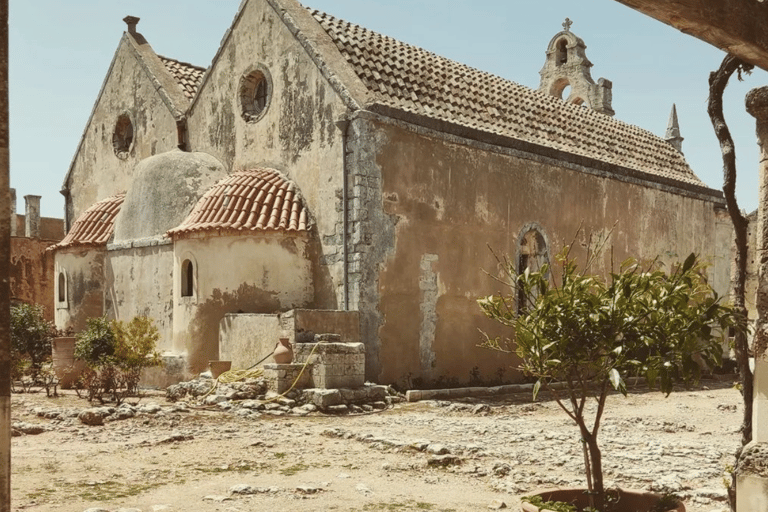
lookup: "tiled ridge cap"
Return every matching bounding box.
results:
[168,168,310,237]
[309,8,706,189]
[49,193,126,251]
[158,55,207,101]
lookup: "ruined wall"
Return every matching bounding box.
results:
[348,114,729,387]
[186,0,348,309]
[104,241,175,352]
[173,233,314,373]
[10,238,57,320]
[219,313,282,370]
[54,249,106,333]
[65,36,180,225]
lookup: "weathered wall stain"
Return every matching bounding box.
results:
[186,283,281,373]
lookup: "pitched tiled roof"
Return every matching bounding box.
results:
[310,10,705,188]
[168,169,310,237]
[49,193,126,251]
[159,56,206,100]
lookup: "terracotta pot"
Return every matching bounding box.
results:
[273,337,293,364]
[51,337,86,389]
[521,487,685,512]
[209,360,232,379]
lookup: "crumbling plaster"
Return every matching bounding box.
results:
[186,0,349,309]
[172,234,314,373]
[64,34,182,226]
[54,249,106,333]
[349,112,729,386]
[104,241,175,353]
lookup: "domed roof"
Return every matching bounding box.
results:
[167,168,310,238]
[112,150,227,242]
[49,193,126,250]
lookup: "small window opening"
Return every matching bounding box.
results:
[239,68,271,122]
[181,259,194,298]
[556,39,568,66]
[112,113,134,159]
[517,229,548,315]
[57,272,66,303]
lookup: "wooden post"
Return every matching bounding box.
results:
[0,0,10,510]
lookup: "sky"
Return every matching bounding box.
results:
[9,0,768,218]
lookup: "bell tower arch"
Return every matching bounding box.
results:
[538,19,615,116]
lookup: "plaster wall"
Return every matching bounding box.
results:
[104,242,175,351]
[54,249,106,333]
[350,115,729,386]
[219,313,282,369]
[186,0,348,308]
[65,36,180,225]
[10,237,57,320]
[173,233,314,373]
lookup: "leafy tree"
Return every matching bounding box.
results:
[479,246,735,511]
[10,303,54,372]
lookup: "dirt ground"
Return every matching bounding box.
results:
[10,380,742,512]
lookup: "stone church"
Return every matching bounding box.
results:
[51,0,731,387]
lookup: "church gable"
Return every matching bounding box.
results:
[63,19,200,228]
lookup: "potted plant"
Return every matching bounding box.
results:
[478,243,736,512]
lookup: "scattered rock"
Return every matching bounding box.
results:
[488,499,507,510]
[78,409,107,426]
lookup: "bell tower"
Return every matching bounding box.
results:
[538,19,614,116]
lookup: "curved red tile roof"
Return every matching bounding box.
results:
[49,193,126,250]
[168,169,310,238]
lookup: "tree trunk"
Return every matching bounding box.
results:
[707,53,754,512]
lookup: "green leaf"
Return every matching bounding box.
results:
[681,253,696,274]
[609,368,621,390]
[532,380,541,401]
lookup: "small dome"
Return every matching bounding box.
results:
[113,150,227,242]
[167,168,310,238]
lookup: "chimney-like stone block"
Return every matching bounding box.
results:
[9,187,15,236]
[24,194,41,238]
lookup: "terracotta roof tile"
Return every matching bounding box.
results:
[159,56,206,100]
[311,10,704,187]
[168,169,310,237]
[49,193,126,251]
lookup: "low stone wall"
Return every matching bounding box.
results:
[263,363,312,393]
[219,313,282,369]
[280,309,360,344]
[293,342,365,389]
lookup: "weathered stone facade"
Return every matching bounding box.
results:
[54,0,732,388]
[9,191,64,321]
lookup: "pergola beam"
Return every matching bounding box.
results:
[612,0,768,71]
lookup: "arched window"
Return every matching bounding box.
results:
[57,272,66,303]
[517,228,548,315]
[556,39,568,66]
[181,259,194,298]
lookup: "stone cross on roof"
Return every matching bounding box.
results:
[563,18,573,32]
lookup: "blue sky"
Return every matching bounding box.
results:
[10,0,768,218]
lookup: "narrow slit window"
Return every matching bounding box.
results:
[58,272,66,303]
[181,259,194,297]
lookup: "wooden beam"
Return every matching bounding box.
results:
[613,0,768,71]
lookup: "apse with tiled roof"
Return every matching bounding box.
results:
[168,168,315,374]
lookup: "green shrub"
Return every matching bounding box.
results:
[75,316,163,403]
[11,303,54,370]
[10,303,57,395]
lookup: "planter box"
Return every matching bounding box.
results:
[521,487,685,512]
